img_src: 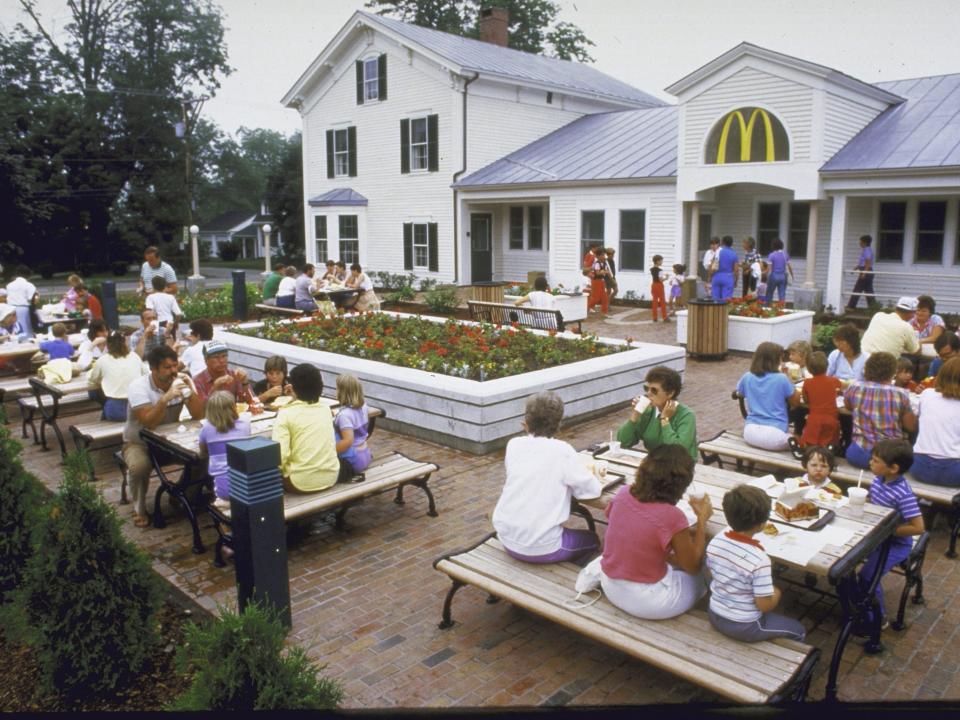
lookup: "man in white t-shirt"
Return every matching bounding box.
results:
[861,296,920,357]
[122,344,204,525]
[701,237,720,295]
[5,265,38,338]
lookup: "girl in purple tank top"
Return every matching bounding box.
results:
[334,374,372,482]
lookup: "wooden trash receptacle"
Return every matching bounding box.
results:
[686,299,728,360]
[681,277,698,304]
[470,282,507,304]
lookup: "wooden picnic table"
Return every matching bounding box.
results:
[576,445,898,701]
[0,341,43,374]
[37,310,87,333]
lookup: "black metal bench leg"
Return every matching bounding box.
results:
[20,407,33,440]
[334,506,349,531]
[438,579,466,630]
[50,420,67,457]
[394,485,405,505]
[892,533,929,631]
[570,500,596,535]
[213,537,227,568]
[486,594,500,605]
[948,510,960,559]
[413,477,438,517]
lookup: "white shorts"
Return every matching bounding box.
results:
[600,564,706,620]
[743,422,791,451]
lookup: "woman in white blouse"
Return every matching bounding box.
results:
[75,319,109,371]
[345,263,380,312]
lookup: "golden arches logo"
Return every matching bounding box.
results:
[716,108,776,164]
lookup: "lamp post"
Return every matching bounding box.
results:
[262,223,273,278]
[177,96,208,295]
[187,224,205,295]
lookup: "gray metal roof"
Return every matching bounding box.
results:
[308,188,369,207]
[822,73,960,172]
[361,12,664,108]
[454,106,677,188]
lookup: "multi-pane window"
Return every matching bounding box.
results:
[878,202,906,261]
[619,210,646,270]
[528,206,544,250]
[756,202,781,255]
[314,216,327,263]
[338,215,359,264]
[333,129,350,177]
[363,58,379,100]
[413,224,429,268]
[916,201,946,262]
[580,211,604,261]
[509,207,524,250]
[410,118,428,171]
[788,202,810,258]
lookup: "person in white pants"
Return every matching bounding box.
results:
[736,341,801,451]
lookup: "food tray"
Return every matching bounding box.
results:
[771,508,835,531]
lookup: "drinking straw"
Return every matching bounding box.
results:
[857,469,864,489]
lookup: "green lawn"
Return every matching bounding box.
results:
[202,258,266,269]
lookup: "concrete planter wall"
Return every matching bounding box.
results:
[218,313,683,454]
[675,309,815,353]
[503,293,588,325]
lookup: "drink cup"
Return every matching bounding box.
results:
[688,481,706,500]
[847,487,868,516]
[608,440,621,454]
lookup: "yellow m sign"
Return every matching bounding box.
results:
[715,108,777,164]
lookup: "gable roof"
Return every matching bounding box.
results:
[198,210,257,233]
[666,42,903,106]
[282,11,664,109]
[308,188,369,207]
[455,106,677,188]
[822,73,960,172]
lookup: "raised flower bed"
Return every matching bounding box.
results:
[219,312,684,454]
[675,299,814,353]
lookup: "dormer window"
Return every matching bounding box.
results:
[356,54,387,104]
[705,107,789,164]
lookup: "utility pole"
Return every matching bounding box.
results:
[176,96,208,294]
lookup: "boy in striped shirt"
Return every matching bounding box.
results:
[706,485,806,642]
[857,439,924,631]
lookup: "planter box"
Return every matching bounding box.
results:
[218,312,683,454]
[504,293,588,325]
[675,309,814,353]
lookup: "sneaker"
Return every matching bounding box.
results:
[787,436,805,461]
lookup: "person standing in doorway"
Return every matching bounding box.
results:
[847,235,875,310]
[764,239,794,304]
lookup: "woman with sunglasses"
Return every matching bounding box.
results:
[616,366,697,460]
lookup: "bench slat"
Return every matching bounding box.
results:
[19,391,93,409]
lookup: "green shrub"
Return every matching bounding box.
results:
[416,277,439,292]
[0,412,42,599]
[386,285,416,303]
[218,240,241,262]
[423,285,460,314]
[371,271,415,291]
[813,321,840,355]
[172,602,343,711]
[179,284,260,320]
[12,450,162,699]
[116,292,144,315]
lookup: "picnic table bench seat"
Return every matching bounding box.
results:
[467,300,569,333]
[209,450,439,567]
[699,429,960,556]
[0,376,33,405]
[433,535,819,704]
[19,384,100,454]
[254,303,305,318]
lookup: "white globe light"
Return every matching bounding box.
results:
[262,224,272,234]
[189,224,199,235]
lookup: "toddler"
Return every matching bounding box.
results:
[649,255,668,322]
[668,263,686,313]
[198,390,253,504]
[755,261,769,301]
[895,358,918,392]
[146,275,183,331]
[795,351,841,451]
[39,322,73,360]
[62,273,83,311]
[334,374,372,482]
[705,484,806,642]
[795,446,843,496]
[856,440,924,633]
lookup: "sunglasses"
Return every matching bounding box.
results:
[643,384,661,395]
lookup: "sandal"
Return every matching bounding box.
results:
[787,436,805,461]
[133,514,151,528]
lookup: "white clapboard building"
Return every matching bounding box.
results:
[283,9,960,311]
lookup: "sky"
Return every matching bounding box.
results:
[3,0,960,137]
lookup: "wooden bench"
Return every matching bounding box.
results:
[467,300,567,333]
[21,377,101,455]
[208,450,439,567]
[434,535,820,704]
[699,429,960,556]
[254,303,305,318]
[0,376,33,407]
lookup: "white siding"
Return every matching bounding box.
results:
[683,66,813,166]
[823,92,882,160]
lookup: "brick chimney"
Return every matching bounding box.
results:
[478,7,509,47]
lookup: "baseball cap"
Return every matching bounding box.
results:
[895,296,918,312]
[203,340,229,358]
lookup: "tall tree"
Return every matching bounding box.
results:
[366,0,595,62]
[264,133,304,265]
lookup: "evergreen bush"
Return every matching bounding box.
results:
[173,601,343,710]
[12,450,162,699]
[0,412,42,599]
[218,240,241,262]
[423,285,460,314]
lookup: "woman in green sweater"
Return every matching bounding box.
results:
[616,365,698,460]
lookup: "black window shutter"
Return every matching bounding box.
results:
[325,129,334,178]
[378,54,387,101]
[347,126,357,177]
[403,223,413,270]
[428,223,438,272]
[427,114,439,172]
[355,60,364,105]
[400,119,410,174]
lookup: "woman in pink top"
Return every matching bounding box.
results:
[600,445,713,619]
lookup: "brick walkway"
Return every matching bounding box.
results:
[11,309,960,706]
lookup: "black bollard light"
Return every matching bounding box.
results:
[226,436,291,628]
[232,269,247,321]
[101,279,119,330]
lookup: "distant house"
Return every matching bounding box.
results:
[198,203,281,259]
[285,11,960,310]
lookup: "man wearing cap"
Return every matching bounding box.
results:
[123,344,204,526]
[861,296,921,358]
[192,341,255,405]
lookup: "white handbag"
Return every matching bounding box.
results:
[566,555,603,609]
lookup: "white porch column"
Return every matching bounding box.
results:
[804,201,819,288]
[688,202,700,269]
[825,194,847,310]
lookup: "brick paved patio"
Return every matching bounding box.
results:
[12,309,960,706]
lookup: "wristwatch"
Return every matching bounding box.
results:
[660,416,671,426]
